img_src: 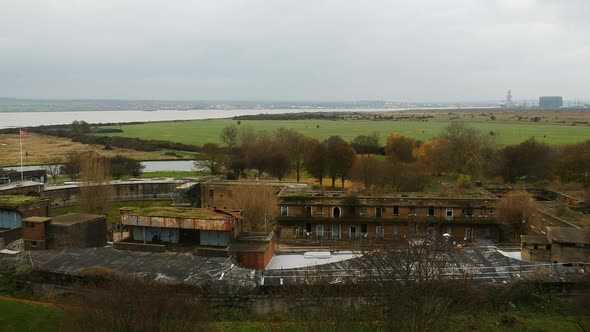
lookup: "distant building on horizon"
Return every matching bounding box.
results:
[539,96,563,109]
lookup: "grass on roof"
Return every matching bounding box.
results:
[0,195,39,206]
[123,206,227,220]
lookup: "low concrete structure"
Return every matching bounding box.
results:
[120,207,244,247]
[520,235,551,262]
[547,227,590,263]
[0,181,44,196]
[0,195,50,247]
[521,227,590,263]
[23,213,107,250]
[228,232,276,269]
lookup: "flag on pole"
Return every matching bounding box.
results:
[20,129,29,136]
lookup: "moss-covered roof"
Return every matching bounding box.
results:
[121,207,229,220]
[0,195,40,207]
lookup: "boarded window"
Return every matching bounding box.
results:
[316,225,324,238]
[376,226,384,238]
[317,206,324,215]
[376,207,384,218]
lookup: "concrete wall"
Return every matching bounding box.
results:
[238,243,275,270]
[200,182,285,210]
[46,218,107,249]
[551,243,590,263]
[113,241,166,253]
[0,227,22,248]
[522,248,551,262]
[42,181,179,206]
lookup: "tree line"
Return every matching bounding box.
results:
[59,151,144,181]
[199,122,590,190]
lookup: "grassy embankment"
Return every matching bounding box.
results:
[0,297,587,332]
[95,118,590,146]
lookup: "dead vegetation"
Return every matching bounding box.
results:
[0,133,186,166]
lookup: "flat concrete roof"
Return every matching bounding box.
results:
[520,235,550,245]
[50,213,105,226]
[23,216,52,223]
[547,227,590,245]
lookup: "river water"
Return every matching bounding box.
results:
[6,160,202,173]
[0,108,424,129]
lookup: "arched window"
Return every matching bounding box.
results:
[333,207,341,218]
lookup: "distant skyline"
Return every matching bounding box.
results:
[1,0,589,102]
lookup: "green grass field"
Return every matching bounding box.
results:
[0,296,586,332]
[0,299,61,332]
[96,119,590,146]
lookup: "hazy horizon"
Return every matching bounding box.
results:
[1,1,589,101]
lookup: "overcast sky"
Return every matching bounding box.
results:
[0,0,588,102]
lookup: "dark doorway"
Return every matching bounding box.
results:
[333,207,341,218]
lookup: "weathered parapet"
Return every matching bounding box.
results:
[0,181,44,196]
[42,179,183,206]
[113,241,166,253]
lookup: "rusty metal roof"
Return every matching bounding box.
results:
[121,207,238,231]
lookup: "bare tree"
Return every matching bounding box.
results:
[231,185,278,232]
[495,190,539,241]
[60,276,210,332]
[305,142,328,186]
[220,125,239,148]
[349,156,381,191]
[60,150,86,180]
[194,143,227,175]
[46,157,62,183]
[276,271,374,332]
[79,153,114,215]
[274,128,315,182]
[360,237,454,332]
[439,121,496,177]
[267,150,290,181]
[326,137,357,189]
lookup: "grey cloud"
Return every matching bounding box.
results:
[0,0,588,101]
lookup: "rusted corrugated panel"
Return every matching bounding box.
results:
[121,213,231,231]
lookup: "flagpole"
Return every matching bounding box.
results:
[20,129,24,181]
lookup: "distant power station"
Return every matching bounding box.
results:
[539,96,563,109]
